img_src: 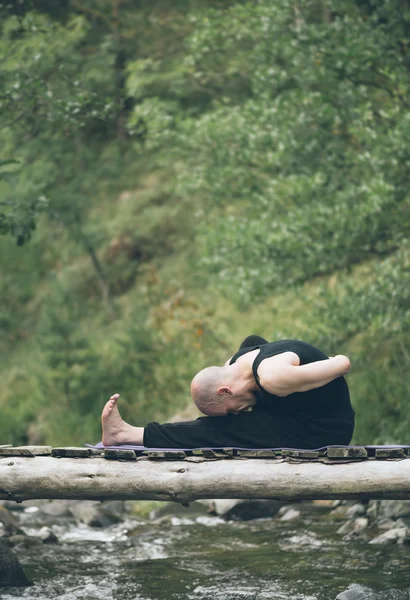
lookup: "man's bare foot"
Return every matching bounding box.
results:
[101,394,143,446]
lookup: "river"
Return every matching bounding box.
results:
[1,500,410,600]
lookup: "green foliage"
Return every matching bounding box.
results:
[150,0,410,300]
[1,0,410,446]
[135,0,410,441]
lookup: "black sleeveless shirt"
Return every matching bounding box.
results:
[230,339,354,421]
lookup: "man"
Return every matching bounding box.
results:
[101,336,355,449]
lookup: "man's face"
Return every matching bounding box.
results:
[214,393,257,416]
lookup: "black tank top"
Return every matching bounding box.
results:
[230,340,354,420]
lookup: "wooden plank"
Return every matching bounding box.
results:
[147,451,186,460]
[191,449,204,457]
[327,447,368,459]
[184,456,205,463]
[375,448,406,459]
[237,450,276,459]
[200,449,234,459]
[104,449,136,461]
[220,448,235,457]
[282,450,320,459]
[201,450,219,458]
[208,449,234,458]
[88,448,105,456]
[147,451,166,459]
[0,447,35,457]
[0,446,52,457]
[51,447,90,458]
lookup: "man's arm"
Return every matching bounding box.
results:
[258,352,351,397]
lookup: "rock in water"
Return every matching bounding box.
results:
[335,584,410,600]
[280,508,301,522]
[335,583,375,600]
[0,540,32,587]
[369,528,407,545]
[69,501,123,527]
[37,527,58,544]
[346,503,366,518]
[0,507,20,536]
[377,500,410,519]
[207,499,285,521]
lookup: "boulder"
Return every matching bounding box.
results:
[1,501,26,513]
[395,518,410,529]
[365,501,379,520]
[0,540,32,587]
[369,528,407,545]
[69,501,126,527]
[36,500,73,518]
[375,518,395,530]
[335,583,375,600]
[7,534,43,549]
[330,505,351,519]
[377,500,410,520]
[0,506,20,535]
[336,584,410,600]
[354,518,369,531]
[337,518,368,537]
[150,501,209,521]
[280,509,301,522]
[36,527,58,544]
[346,504,366,518]
[207,499,285,521]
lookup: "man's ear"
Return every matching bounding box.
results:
[217,386,232,396]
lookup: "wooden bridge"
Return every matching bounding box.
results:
[1,445,410,504]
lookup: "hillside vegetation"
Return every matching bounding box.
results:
[1,0,409,446]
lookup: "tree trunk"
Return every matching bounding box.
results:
[77,229,118,320]
[2,455,410,503]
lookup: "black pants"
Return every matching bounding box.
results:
[143,335,355,449]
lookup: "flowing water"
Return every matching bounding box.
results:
[2,502,410,600]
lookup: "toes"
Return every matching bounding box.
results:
[102,399,115,417]
[103,395,120,421]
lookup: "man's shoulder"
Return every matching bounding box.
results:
[230,345,262,365]
[263,340,328,363]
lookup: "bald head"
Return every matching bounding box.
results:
[190,366,233,416]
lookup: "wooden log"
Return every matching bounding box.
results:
[2,456,410,503]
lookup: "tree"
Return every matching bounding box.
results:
[134,0,410,442]
[0,8,120,316]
